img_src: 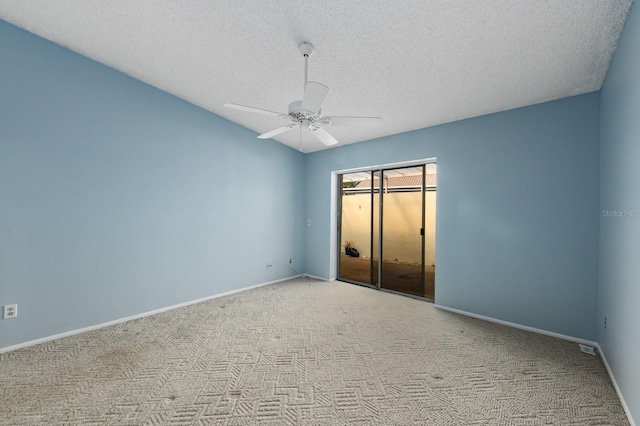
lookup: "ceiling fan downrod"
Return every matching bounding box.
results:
[298,42,314,88]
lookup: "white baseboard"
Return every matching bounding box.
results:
[434,304,635,426]
[302,273,330,281]
[595,344,636,426]
[434,304,599,346]
[0,274,302,354]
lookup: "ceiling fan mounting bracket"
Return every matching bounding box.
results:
[298,42,314,57]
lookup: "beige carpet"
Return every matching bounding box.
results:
[0,278,628,425]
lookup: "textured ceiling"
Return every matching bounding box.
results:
[0,1,632,152]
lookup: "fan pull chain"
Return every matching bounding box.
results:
[299,125,303,152]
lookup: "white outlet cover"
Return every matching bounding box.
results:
[579,344,596,356]
[3,304,17,319]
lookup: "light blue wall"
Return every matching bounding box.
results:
[305,93,601,341]
[599,1,640,422]
[0,20,305,349]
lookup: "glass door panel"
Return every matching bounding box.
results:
[424,163,437,299]
[380,166,425,297]
[338,171,375,285]
[371,171,380,287]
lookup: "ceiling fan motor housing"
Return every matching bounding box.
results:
[288,100,322,123]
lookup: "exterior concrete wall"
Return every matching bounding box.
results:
[341,191,436,265]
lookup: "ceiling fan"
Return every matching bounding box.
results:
[224,42,382,149]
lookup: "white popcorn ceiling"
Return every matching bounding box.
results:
[0,0,633,152]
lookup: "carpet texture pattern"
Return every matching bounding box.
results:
[0,278,628,425]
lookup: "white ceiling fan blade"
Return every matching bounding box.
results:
[310,126,339,146]
[258,123,299,139]
[300,81,329,114]
[321,116,383,127]
[224,103,286,118]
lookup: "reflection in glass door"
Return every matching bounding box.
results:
[338,163,436,300]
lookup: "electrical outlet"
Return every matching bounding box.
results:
[604,316,607,329]
[266,262,273,269]
[3,304,17,319]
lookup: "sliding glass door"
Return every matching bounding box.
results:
[338,163,436,300]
